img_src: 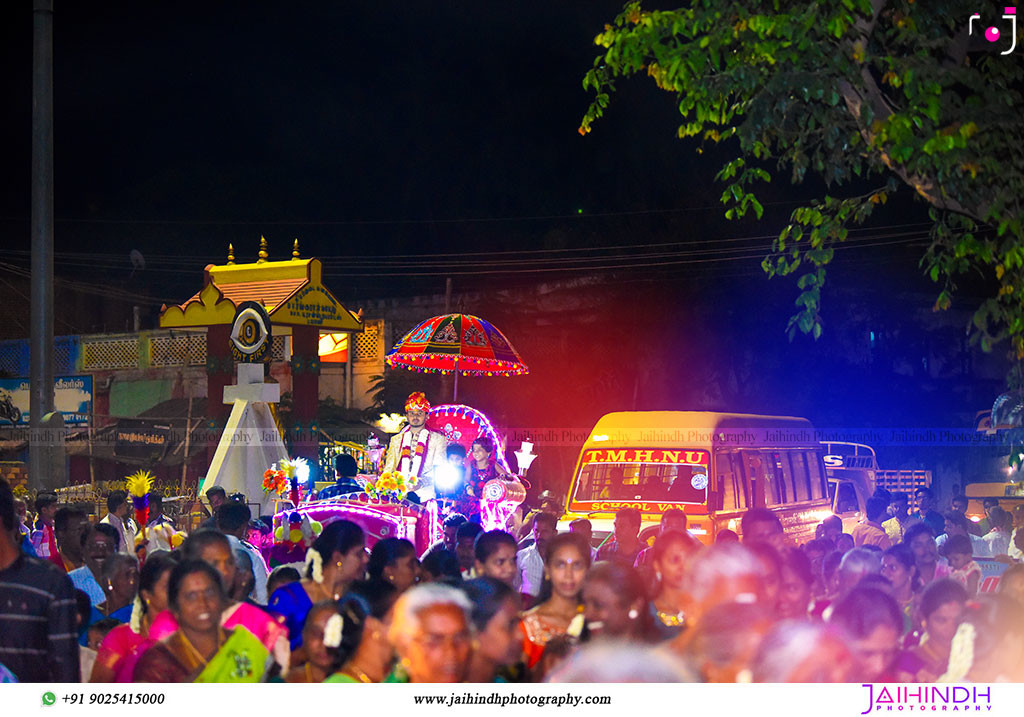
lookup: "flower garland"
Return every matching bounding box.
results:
[366,471,417,502]
[399,441,427,464]
[306,547,324,584]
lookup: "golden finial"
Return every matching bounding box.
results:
[227,243,235,265]
[292,239,300,259]
[257,236,269,263]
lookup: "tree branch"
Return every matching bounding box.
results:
[838,1,984,222]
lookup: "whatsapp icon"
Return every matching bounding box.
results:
[42,692,57,706]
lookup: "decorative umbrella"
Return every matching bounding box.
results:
[385,314,528,400]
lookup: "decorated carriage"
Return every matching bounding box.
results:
[266,404,526,563]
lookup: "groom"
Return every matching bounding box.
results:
[383,392,448,501]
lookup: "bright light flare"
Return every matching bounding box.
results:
[378,413,406,433]
[435,464,464,492]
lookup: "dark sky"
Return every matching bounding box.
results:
[1,1,934,308]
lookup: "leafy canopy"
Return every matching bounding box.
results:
[581,1,1024,353]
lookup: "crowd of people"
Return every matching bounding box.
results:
[2,473,1024,684]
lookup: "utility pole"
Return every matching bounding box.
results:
[439,277,453,400]
[30,0,62,491]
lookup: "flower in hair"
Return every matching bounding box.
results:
[306,547,324,584]
[129,595,144,634]
[938,622,976,683]
[323,613,344,648]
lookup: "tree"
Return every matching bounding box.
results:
[580,1,1024,355]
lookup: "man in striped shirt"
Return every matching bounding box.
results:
[0,478,80,682]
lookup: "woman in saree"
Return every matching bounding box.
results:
[85,554,139,634]
[282,601,338,683]
[893,578,967,682]
[648,530,700,638]
[324,580,399,683]
[91,551,179,682]
[133,560,273,683]
[519,532,590,674]
[267,519,368,650]
[148,530,289,669]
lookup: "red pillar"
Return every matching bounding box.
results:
[291,326,319,467]
[206,324,232,466]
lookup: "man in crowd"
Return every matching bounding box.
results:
[882,492,912,543]
[517,490,562,541]
[569,517,599,562]
[455,521,483,578]
[67,524,118,606]
[821,515,844,546]
[53,506,88,572]
[913,487,945,537]
[0,478,80,682]
[950,494,969,515]
[851,497,892,549]
[976,497,1001,535]
[741,508,785,551]
[517,511,556,604]
[938,510,990,557]
[421,512,468,560]
[317,453,363,500]
[982,506,1012,556]
[199,486,228,529]
[598,507,646,566]
[100,490,138,556]
[216,501,269,604]
[29,493,63,570]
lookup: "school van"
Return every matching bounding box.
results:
[559,411,834,546]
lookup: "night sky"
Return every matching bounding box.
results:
[1,1,933,303]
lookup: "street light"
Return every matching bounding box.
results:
[514,440,537,475]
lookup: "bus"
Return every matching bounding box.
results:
[559,411,834,546]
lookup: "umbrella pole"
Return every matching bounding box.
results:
[453,363,459,402]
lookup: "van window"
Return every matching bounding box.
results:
[718,452,748,510]
[787,451,812,503]
[835,482,860,514]
[751,449,824,506]
[806,452,828,499]
[573,457,709,504]
[764,451,795,506]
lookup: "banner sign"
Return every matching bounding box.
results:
[0,375,92,426]
[114,419,171,461]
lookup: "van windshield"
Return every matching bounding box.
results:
[573,458,709,504]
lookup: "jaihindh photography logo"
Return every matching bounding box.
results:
[860,685,993,713]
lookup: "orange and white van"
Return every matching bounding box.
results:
[559,411,834,546]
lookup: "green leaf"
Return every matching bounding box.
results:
[751,197,764,219]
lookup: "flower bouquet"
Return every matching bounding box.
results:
[366,471,417,502]
[262,468,289,497]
